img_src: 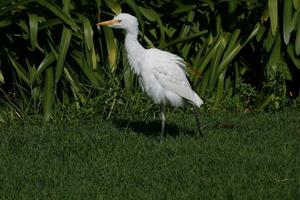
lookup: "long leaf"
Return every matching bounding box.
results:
[283,0,293,44]
[34,0,79,30]
[78,14,94,50]
[62,0,71,15]
[43,67,54,121]
[71,51,100,88]
[34,52,55,82]
[172,5,197,14]
[160,30,208,49]
[0,18,11,27]
[103,27,117,72]
[28,13,39,50]
[104,0,122,14]
[296,15,300,55]
[294,0,300,9]
[217,24,260,76]
[63,67,87,104]
[209,34,228,89]
[8,55,30,85]
[287,44,300,68]
[0,69,4,84]
[216,69,227,104]
[0,0,35,16]
[55,27,72,83]
[268,0,278,35]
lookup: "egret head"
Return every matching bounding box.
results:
[96,13,138,32]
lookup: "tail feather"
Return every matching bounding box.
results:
[193,92,203,108]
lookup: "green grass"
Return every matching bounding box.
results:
[0,109,300,199]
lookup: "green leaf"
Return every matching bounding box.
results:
[256,25,266,42]
[172,5,197,14]
[34,0,79,31]
[43,67,54,121]
[223,29,241,59]
[267,34,281,67]
[217,24,260,76]
[178,11,195,39]
[197,38,222,73]
[104,0,122,14]
[91,45,97,71]
[0,0,35,16]
[34,52,56,82]
[296,15,300,55]
[264,28,277,52]
[256,94,274,111]
[283,0,293,44]
[103,27,117,72]
[287,44,300,69]
[160,30,208,49]
[71,51,100,88]
[78,14,94,50]
[268,0,278,35]
[55,27,72,83]
[63,67,87,104]
[294,0,300,9]
[216,69,227,104]
[0,18,11,27]
[209,34,228,89]
[8,54,30,85]
[138,6,157,22]
[0,69,4,84]
[290,8,300,32]
[28,13,39,50]
[62,0,71,15]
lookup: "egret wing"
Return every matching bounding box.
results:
[152,59,195,103]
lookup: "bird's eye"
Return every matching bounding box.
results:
[117,20,122,23]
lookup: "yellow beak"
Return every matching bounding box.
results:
[96,19,120,26]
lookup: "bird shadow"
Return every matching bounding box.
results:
[113,118,195,138]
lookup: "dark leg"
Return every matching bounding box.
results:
[160,104,166,143]
[192,105,203,137]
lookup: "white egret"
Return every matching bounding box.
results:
[97,13,203,141]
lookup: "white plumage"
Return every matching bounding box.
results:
[97,13,203,141]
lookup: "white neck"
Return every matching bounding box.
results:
[124,28,146,74]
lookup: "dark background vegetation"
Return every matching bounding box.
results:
[0,0,300,120]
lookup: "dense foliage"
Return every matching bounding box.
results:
[0,0,300,120]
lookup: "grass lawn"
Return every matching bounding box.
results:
[0,109,300,199]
